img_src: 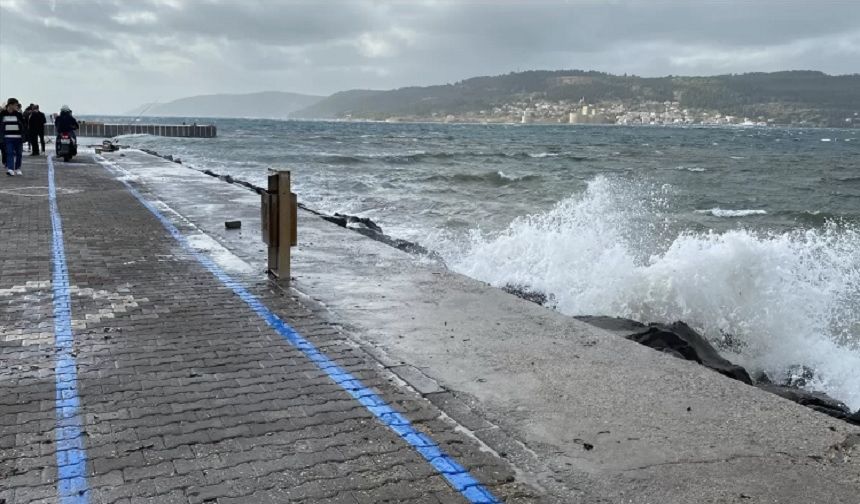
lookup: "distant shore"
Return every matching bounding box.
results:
[90,114,859,130]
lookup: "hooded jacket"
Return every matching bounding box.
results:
[55,110,79,134]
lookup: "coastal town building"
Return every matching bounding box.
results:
[374,96,859,127]
[381,97,785,126]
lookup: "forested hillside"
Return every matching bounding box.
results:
[293,70,860,126]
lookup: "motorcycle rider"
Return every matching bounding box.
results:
[55,105,79,157]
[55,105,79,138]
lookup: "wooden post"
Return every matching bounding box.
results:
[276,171,292,283]
[265,173,279,274]
[290,192,298,246]
[261,171,297,285]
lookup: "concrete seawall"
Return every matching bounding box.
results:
[96,149,860,503]
[44,122,216,138]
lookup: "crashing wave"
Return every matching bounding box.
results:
[450,176,860,409]
[696,208,768,218]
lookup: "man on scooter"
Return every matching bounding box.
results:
[55,105,79,139]
[55,105,79,158]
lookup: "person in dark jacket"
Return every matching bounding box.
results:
[0,100,6,168]
[54,105,79,158]
[27,105,47,156]
[55,105,79,136]
[22,104,33,152]
[1,98,26,176]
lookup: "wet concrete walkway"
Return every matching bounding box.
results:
[3,151,859,504]
[0,155,531,503]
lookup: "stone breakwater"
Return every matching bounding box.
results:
[574,315,860,425]
[140,148,437,258]
[505,282,860,426]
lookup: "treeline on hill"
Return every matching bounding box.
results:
[294,70,860,126]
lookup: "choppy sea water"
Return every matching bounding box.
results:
[92,117,860,409]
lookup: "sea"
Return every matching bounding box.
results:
[88,117,860,410]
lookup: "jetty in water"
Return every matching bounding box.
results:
[44,121,217,138]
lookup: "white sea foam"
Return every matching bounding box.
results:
[450,177,860,409]
[696,208,768,218]
[676,166,706,172]
[497,170,528,181]
[114,133,152,139]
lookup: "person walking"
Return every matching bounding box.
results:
[22,104,33,152]
[27,105,46,156]
[1,98,26,176]
[0,100,6,169]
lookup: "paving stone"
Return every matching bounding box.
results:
[0,155,533,503]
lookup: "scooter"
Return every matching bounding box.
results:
[56,132,77,162]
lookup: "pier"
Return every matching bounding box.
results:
[44,121,217,138]
[0,153,514,504]
[1,150,857,503]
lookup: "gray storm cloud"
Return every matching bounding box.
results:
[1,0,858,114]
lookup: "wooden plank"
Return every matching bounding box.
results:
[261,194,270,245]
[267,174,279,273]
[277,172,292,283]
[290,193,298,246]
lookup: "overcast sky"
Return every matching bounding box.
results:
[1,0,859,115]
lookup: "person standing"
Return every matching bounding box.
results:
[22,104,33,152]
[27,105,46,156]
[1,98,26,176]
[0,100,6,168]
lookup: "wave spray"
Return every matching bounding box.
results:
[451,177,860,409]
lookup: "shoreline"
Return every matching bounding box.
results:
[134,146,859,425]
[90,114,860,131]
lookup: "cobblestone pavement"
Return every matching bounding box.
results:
[1,155,541,503]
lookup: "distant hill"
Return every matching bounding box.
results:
[127,91,324,119]
[293,70,860,127]
[291,89,386,119]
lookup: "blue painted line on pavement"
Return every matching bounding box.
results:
[48,154,90,504]
[103,159,501,503]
